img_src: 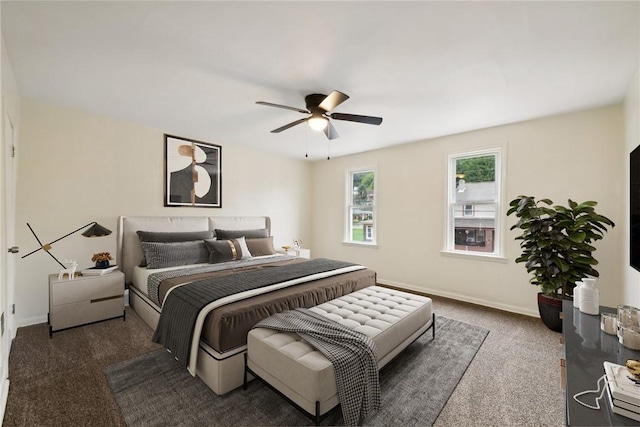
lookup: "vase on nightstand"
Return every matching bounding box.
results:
[579,278,599,315]
[95,260,110,269]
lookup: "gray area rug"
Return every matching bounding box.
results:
[105,316,488,426]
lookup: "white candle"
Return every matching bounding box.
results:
[601,313,618,335]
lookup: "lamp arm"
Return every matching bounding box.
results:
[21,221,96,259]
[44,250,65,268]
[47,222,96,246]
[21,223,46,258]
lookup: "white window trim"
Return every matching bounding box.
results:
[443,146,506,259]
[343,165,378,246]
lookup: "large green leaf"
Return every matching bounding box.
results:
[567,231,586,243]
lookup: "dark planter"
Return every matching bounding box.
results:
[537,293,563,332]
[95,260,110,269]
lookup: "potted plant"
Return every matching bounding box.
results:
[507,196,615,332]
[91,252,113,269]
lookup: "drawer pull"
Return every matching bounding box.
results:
[90,295,123,304]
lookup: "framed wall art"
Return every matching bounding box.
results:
[164,134,222,208]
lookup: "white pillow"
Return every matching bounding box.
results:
[235,236,253,259]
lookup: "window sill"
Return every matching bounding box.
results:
[440,250,508,263]
[342,241,378,249]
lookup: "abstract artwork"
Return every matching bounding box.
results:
[164,134,221,208]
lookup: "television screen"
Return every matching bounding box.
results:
[631,145,640,271]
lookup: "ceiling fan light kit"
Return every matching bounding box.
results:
[256,90,383,141]
[307,115,328,131]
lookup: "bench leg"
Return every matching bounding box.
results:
[243,352,248,390]
[432,313,436,339]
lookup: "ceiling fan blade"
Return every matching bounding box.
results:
[318,91,349,112]
[256,101,309,114]
[271,118,308,133]
[324,121,339,140]
[329,112,383,126]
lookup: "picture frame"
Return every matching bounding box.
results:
[164,134,222,208]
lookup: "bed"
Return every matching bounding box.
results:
[116,216,377,395]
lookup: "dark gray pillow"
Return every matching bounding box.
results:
[140,241,210,269]
[204,239,246,264]
[137,230,214,266]
[214,228,268,240]
[246,236,277,256]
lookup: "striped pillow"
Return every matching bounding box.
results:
[137,230,214,267]
[140,240,210,269]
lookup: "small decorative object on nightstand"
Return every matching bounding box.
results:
[291,238,309,258]
[48,270,125,338]
[57,259,78,280]
[91,252,113,269]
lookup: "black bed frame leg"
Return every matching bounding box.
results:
[315,401,320,426]
[243,353,248,390]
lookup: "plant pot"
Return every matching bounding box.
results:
[537,293,563,332]
[95,260,110,269]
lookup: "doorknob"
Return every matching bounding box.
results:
[7,247,19,254]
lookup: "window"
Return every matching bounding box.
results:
[446,148,502,256]
[346,168,376,244]
[463,204,474,217]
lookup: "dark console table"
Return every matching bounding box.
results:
[563,300,640,426]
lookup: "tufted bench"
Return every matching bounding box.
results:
[244,286,434,425]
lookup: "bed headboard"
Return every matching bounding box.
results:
[117,215,271,285]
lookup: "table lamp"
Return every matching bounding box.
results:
[21,221,112,268]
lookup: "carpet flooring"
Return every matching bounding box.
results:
[2,295,565,427]
[105,316,488,426]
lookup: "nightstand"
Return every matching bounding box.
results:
[286,248,311,259]
[48,270,125,337]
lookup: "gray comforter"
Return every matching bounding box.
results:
[152,258,360,369]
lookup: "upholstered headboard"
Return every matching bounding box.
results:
[116,216,271,285]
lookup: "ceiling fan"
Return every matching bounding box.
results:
[256,90,383,140]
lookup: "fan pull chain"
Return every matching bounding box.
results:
[327,140,330,160]
[305,127,309,158]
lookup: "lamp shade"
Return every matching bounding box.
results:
[81,222,112,237]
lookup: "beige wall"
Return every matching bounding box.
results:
[625,68,640,306]
[14,100,312,326]
[311,105,625,316]
[10,81,637,325]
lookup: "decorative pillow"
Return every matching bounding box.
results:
[204,238,251,264]
[140,240,210,269]
[235,236,252,260]
[246,236,277,256]
[137,230,214,266]
[214,228,269,240]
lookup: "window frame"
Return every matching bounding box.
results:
[344,166,378,246]
[444,147,505,260]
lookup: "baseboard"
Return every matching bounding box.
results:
[13,315,47,330]
[377,278,540,318]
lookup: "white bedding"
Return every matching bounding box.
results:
[132,263,209,296]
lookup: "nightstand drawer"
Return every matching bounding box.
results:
[51,296,124,331]
[50,273,124,306]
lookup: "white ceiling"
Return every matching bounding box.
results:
[2,1,639,161]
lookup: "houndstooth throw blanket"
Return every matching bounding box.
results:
[254,308,380,426]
